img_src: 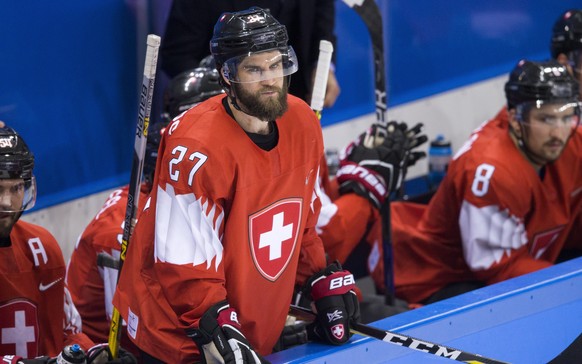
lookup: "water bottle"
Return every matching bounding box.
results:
[428,134,452,188]
[56,344,87,364]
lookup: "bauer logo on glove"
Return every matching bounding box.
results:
[303,262,360,346]
[337,121,427,208]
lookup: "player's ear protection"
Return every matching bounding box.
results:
[221,67,230,82]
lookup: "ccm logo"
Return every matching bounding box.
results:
[329,274,355,290]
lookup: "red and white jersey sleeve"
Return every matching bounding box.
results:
[114,95,326,363]
[316,157,379,266]
[394,110,582,303]
[66,184,149,344]
[0,221,93,358]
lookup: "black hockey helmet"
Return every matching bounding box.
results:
[504,59,579,110]
[210,7,289,69]
[163,67,224,121]
[550,9,582,58]
[209,7,297,87]
[0,126,34,180]
[143,121,168,186]
[0,126,36,211]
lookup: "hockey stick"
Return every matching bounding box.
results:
[289,305,509,364]
[108,34,161,359]
[97,251,120,270]
[310,40,334,118]
[342,0,387,131]
[341,0,395,305]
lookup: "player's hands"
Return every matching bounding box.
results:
[337,121,409,208]
[272,320,309,352]
[363,120,429,169]
[362,122,428,167]
[337,121,428,208]
[186,300,270,364]
[303,261,360,345]
[401,122,428,167]
[86,344,137,364]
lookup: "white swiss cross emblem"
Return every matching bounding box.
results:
[331,324,345,340]
[249,198,302,281]
[0,300,39,358]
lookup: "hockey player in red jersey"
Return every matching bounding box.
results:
[0,126,95,359]
[392,59,582,304]
[551,9,582,259]
[66,66,224,348]
[113,7,359,363]
[365,10,582,298]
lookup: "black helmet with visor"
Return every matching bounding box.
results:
[505,59,580,130]
[210,7,298,88]
[505,59,581,165]
[0,126,36,212]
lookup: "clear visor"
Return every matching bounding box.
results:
[0,177,36,213]
[516,100,581,131]
[222,46,298,84]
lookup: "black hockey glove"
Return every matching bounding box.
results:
[337,121,427,208]
[337,121,409,208]
[186,300,270,364]
[303,262,360,345]
[402,122,428,167]
[365,121,427,161]
[86,344,137,364]
[272,321,309,352]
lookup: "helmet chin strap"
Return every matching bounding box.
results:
[219,70,259,119]
[227,89,261,119]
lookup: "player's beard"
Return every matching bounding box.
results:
[234,80,288,121]
[0,211,19,238]
[520,126,569,165]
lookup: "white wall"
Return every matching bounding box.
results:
[21,74,507,263]
[21,188,117,262]
[322,74,507,179]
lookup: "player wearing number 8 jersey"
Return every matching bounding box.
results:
[392,59,582,305]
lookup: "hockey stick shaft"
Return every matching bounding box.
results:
[341,0,395,305]
[108,34,160,358]
[97,251,120,270]
[342,0,387,128]
[311,40,334,118]
[289,305,508,364]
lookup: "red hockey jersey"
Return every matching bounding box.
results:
[113,94,326,363]
[393,109,582,304]
[66,185,149,344]
[0,221,94,357]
